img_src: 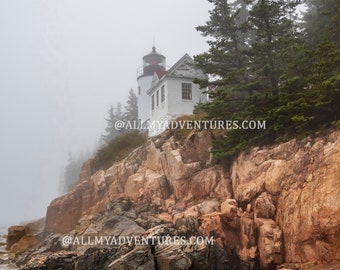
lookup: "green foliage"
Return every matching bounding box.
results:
[92,131,147,172]
[100,89,139,146]
[195,0,340,167]
[303,0,340,46]
[194,0,251,93]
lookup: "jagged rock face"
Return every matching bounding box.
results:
[231,130,340,264]
[41,129,340,269]
[45,157,140,234]
[45,130,228,234]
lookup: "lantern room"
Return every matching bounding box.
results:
[142,46,166,76]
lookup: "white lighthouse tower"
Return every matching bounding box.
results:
[137,46,166,127]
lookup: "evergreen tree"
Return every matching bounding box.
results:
[123,89,138,123]
[302,0,339,85]
[194,0,251,91]
[302,0,340,125]
[247,0,301,93]
[194,0,255,120]
[115,102,123,122]
[303,0,340,47]
[100,102,124,145]
[194,0,339,166]
[63,152,80,193]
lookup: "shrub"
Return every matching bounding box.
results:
[92,131,147,172]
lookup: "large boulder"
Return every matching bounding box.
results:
[6,226,28,251]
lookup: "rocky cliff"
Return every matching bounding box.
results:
[7,129,340,269]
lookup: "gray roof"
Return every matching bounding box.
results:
[147,54,208,95]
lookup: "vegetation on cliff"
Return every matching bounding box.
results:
[92,131,147,172]
[194,0,340,165]
[100,89,138,145]
[61,89,138,192]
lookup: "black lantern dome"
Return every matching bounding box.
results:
[142,46,166,76]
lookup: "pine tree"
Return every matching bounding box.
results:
[115,102,123,121]
[193,0,338,165]
[100,102,124,145]
[194,0,251,92]
[303,0,340,47]
[123,89,138,123]
[63,152,80,192]
[247,0,302,94]
[301,0,340,125]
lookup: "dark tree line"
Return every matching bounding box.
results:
[194,0,340,165]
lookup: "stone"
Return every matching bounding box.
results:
[221,199,238,217]
[9,235,39,255]
[254,192,276,219]
[174,216,200,235]
[231,130,340,265]
[199,200,220,215]
[155,250,192,270]
[144,140,162,171]
[188,167,231,201]
[18,129,340,269]
[103,216,145,236]
[179,130,212,165]
[107,245,154,270]
[161,146,201,181]
[45,189,84,234]
[239,204,257,261]
[275,134,340,263]
[6,226,28,251]
[256,218,283,269]
[183,204,200,219]
[199,215,229,249]
[79,159,93,183]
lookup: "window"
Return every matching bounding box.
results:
[151,94,155,110]
[156,90,159,106]
[181,83,192,100]
[161,85,165,103]
[138,86,141,95]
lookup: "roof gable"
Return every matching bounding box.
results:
[147,53,208,95]
[167,54,207,80]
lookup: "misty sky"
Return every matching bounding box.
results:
[0,0,212,227]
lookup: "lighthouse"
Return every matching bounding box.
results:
[137,46,166,127]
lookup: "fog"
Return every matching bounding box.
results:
[0,0,211,227]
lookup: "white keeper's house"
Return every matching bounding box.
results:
[137,46,208,136]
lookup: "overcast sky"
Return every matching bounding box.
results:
[0,0,212,227]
